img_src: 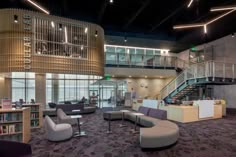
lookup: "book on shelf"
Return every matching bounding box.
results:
[1,125,9,135]
[8,125,15,134]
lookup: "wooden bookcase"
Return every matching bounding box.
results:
[21,103,43,129]
[0,107,31,143]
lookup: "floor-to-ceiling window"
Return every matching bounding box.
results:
[46,74,102,105]
[11,72,35,102]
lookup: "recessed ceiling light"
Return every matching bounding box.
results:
[14,15,18,23]
[95,30,98,37]
[110,0,113,3]
[59,24,62,31]
[124,36,127,42]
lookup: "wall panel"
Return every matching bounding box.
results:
[0,9,104,76]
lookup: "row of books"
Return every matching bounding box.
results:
[31,113,39,119]
[0,113,22,122]
[0,134,22,142]
[0,124,22,135]
[31,120,39,127]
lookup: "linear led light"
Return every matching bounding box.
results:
[65,26,68,43]
[51,21,55,28]
[173,8,236,34]
[26,0,50,14]
[187,0,194,8]
[84,27,88,33]
[211,5,236,12]
[104,44,169,52]
[204,25,207,34]
[173,23,204,29]
[206,9,236,25]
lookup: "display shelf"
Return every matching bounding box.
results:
[0,108,31,143]
[21,103,43,129]
[0,121,22,124]
[0,131,22,136]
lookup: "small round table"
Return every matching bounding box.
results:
[119,110,130,127]
[70,115,87,137]
[130,113,144,134]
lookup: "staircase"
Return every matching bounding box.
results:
[160,61,236,103]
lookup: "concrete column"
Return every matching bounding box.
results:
[35,73,46,108]
[52,79,59,103]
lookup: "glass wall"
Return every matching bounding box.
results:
[11,72,35,102]
[46,74,102,104]
[105,44,182,68]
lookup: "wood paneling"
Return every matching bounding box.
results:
[0,9,104,76]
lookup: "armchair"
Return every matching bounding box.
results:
[44,116,73,142]
[57,108,78,125]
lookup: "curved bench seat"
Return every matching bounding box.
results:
[103,109,179,149]
[140,125,179,148]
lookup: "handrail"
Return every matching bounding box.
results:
[105,53,190,70]
[160,60,236,99]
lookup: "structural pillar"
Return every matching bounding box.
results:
[35,73,46,108]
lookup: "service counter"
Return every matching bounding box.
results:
[159,104,222,123]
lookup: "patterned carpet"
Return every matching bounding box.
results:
[30,109,236,157]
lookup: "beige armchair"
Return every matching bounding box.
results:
[57,108,78,125]
[44,116,73,142]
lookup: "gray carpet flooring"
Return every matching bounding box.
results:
[29,109,236,157]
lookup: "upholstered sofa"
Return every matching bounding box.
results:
[56,104,96,115]
[103,106,179,149]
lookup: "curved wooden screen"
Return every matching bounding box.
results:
[0,9,104,76]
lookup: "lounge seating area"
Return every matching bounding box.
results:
[103,106,179,148]
[1,1,236,157]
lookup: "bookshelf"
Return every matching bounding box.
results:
[0,108,31,143]
[21,103,43,129]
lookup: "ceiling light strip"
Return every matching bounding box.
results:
[206,9,236,25]
[174,23,204,29]
[187,0,194,8]
[211,5,236,12]
[26,0,50,14]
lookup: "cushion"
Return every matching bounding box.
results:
[138,106,150,115]
[148,108,167,120]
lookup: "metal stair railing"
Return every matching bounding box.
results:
[160,60,236,99]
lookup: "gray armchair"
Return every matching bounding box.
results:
[57,108,78,125]
[44,116,73,142]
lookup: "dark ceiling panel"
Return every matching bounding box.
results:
[0,0,235,52]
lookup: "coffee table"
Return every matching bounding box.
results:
[130,113,144,134]
[119,110,130,127]
[70,115,87,137]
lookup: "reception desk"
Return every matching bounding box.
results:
[159,104,222,123]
